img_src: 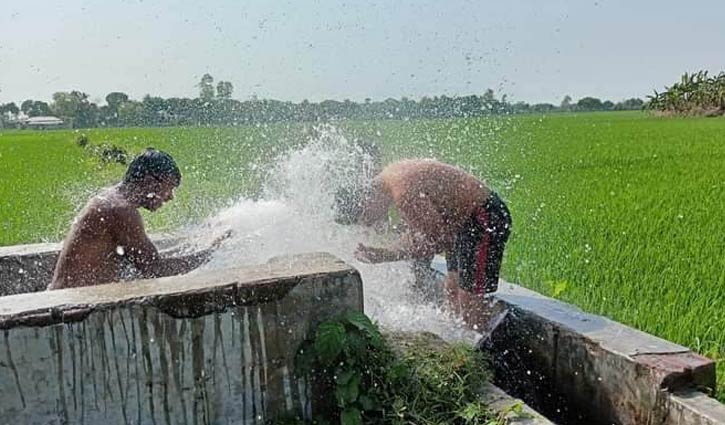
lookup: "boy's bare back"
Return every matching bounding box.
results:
[375,159,490,251]
[49,188,150,289]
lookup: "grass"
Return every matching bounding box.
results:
[1,112,723,400]
[292,311,497,424]
[0,125,302,244]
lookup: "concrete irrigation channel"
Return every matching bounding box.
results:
[0,241,723,424]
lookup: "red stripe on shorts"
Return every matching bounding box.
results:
[475,208,491,295]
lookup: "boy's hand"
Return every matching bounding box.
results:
[210,229,234,251]
[354,243,398,264]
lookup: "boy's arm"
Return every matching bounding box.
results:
[355,196,451,263]
[354,230,436,264]
[114,209,229,278]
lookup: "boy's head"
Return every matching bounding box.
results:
[124,148,181,185]
[124,148,181,210]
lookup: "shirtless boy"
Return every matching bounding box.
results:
[49,148,228,290]
[339,159,512,327]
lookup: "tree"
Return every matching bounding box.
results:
[117,101,145,126]
[1,102,20,116]
[52,91,84,117]
[20,100,33,115]
[105,92,129,110]
[216,81,233,99]
[198,74,215,101]
[577,97,604,111]
[142,95,169,126]
[648,71,725,114]
[51,91,98,128]
[482,89,497,112]
[0,103,20,126]
[100,92,129,126]
[531,103,556,113]
[512,101,531,114]
[560,95,572,111]
[615,98,645,110]
[21,100,52,117]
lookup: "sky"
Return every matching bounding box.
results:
[1,0,724,106]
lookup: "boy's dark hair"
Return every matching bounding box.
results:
[124,148,181,185]
[334,186,365,225]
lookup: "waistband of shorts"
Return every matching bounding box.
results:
[481,191,501,210]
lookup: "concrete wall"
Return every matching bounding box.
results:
[483,283,725,425]
[666,390,725,425]
[0,242,59,295]
[0,252,363,424]
[429,259,725,425]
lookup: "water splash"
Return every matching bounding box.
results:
[183,125,479,343]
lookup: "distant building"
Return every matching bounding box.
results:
[19,116,65,130]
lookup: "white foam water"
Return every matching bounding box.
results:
[183,125,480,343]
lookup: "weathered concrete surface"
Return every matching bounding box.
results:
[483,283,719,425]
[0,252,363,424]
[428,258,724,425]
[0,236,183,296]
[481,383,555,424]
[0,241,60,296]
[666,390,725,425]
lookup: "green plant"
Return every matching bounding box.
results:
[388,332,493,425]
[647,70,725,115]
[485,401,533,425]
[294,311,396,425]
[76,133,89,147]
[95,143,129,164]
[292,311,497,425]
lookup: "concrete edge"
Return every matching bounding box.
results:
[0,241,61,257]
[491,284,716,392]
[0,234,178,256]
[0,235,191,296]
[666,390,725,425]
[482,383,555,424]
[0,252,357,329]
[0,250,365,424]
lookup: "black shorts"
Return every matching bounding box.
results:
[446,192,511,294]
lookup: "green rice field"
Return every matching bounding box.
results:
[1,112,724,399]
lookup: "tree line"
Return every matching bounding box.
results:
[647,70,725,116]
[0,73,645,129]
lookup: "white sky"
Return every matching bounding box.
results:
[1,0,724,105]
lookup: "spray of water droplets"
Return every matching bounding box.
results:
[181,125,479,342]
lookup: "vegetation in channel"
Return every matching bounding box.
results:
[284,311,514,425]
